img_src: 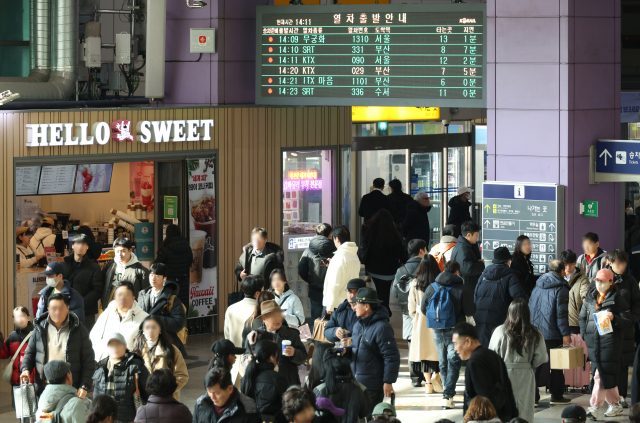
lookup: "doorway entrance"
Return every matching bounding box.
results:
[353,132,474,248]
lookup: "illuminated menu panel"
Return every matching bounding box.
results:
[16,166,42,196]
[256,4,486,107]
[38,165,77,195]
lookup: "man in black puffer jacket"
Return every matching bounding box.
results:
[324,278,366,342]
[474,247,528,347]
[194,368,261,423]
[21,294,95,396]
[601,249,640,407]
[298,223,337,323]
[450,221,485,291]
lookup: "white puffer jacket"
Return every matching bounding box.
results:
[322,242,361,311]
[89,299,148,360]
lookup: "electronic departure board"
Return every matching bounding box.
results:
[255,4,486,108]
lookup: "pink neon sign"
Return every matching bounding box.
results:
[283,179,323,191]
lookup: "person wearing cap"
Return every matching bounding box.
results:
[402,191,433,248]
[358,178,393,222]
[21,293,95,397]
[194,367,261,423]
[16,226,45,268]
[579,267,632,420]
[245,300,307,387]
[529,260,573,406]
[31,216,57,259]
[132,315,189,399]
[92,332,150,423]
[34,360,90,423]
[37,261,85,323]
[447,187,474,231]
[62,233,104,331]
[449,221,485,291]
[209,339,244,389]
[561,404,587,423]
[474,246,528,347]
[324,278,366,343]
[346,287,400,405]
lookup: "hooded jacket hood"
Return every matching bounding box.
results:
[406,199,428,214]
[336,242,359,257]
[481,263,516,281]
[537,271,570,289]
[435,271,464,287]
[122,252,140,268]
[104,298,146,319]
[37,384,80,414]
[308,235,336,257]
[439,235,457,244]
[33,227,53,242]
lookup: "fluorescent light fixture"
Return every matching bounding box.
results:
[0,90,20,105]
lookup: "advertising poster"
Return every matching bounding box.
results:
[74,164,114,193]
[134,223,155,262]
[129,162,155,212]
[187,159,217,318]
[28,273,46,317]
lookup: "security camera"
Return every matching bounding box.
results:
[442,119,450,126]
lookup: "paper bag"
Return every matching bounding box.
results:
[550,346,585,370]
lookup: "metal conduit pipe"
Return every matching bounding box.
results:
[0,0,77,100]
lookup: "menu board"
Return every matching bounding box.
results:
[16,166,42,196]
[256,3,486,107]
[482,182,564,275]
[38,165,77,195]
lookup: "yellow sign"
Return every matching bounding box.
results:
[352,107,440,122]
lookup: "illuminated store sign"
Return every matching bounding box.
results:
[25,119,215,147]
[288,236,314,249]
[287,170,318,180]
[283,179,323,191]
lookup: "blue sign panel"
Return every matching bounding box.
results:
[135,223,154,262]
[596,140,640,174]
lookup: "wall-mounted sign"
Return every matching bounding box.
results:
[284,179,323,191]
[164,196,178,219]
[25,119,215,147]
[255,3,486,107]
[288,170,319,180]
[352,106,440,122]
[583,201,598,218]
[288,236,314,250]
[482,182,564,275]
[134,222,155,262]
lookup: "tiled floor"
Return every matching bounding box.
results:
[0,299,633,423]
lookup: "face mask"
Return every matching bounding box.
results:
[46,277,58,287]
[596,281,610,294]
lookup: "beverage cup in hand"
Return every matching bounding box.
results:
[282,340,292,356]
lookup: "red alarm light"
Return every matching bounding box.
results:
[268,37,273,42]
[268,47,273,53]
[268,88,273,94]
[268,78,273,83]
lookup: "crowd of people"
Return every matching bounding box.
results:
[9,180,640,423]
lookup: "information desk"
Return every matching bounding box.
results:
[256,3,486,107]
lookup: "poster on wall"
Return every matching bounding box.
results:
[135,223,155,262]
[28,273,46,316]
[129,162,155,212]
[187,159,217,318]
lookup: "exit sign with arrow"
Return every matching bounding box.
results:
[596,140,640,174]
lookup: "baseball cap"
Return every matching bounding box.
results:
[44,360,71,382]
[595,268,614,282]
[42,261,65,276]
[560,405,586,422]
[210,339,245,357]
[16,227,31,237]
[346,278,367,291]
[106,332,127,346]
[372,402,396,417]
[457,186,474,195]
[42,217,55,226]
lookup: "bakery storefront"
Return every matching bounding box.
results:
[1,106,352,337]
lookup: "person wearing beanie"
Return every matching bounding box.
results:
[561,404,587,423]
[324,278,367,343]
[580,268,631,420]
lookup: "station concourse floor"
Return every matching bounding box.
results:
[0,298,631,423]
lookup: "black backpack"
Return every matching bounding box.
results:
[396,265,414,295]
[307,253,328,290]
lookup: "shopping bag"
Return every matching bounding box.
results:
[312,314,330,343]
[133,373,145,410]
[14,382,37,420]
[298,323,312,342]
[563,334,592,389]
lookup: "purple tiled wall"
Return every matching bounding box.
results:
[487,0,622,251]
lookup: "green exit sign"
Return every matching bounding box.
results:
[584,201,598,218]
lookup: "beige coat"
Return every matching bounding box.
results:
[568,265,590,327]
[408,279,439,362]
[141,341,189,400]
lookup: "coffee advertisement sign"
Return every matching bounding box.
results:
[187,158,218,318]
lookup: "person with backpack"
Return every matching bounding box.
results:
[429,225,459,268]
[450,222,485,291]
[391,239,428,387]
[35,361,90,423]
[408,255,443,394]
[324,278,366,343]
[421,260,476,409]
[474,247,528,347]
[510,235,539,296]
[298,223,337,324]
[452,323,519,422]
[101,237,150,311]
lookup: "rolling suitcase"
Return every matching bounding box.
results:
[563,334,591,393]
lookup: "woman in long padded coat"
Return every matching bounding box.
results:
[489,298,548,423]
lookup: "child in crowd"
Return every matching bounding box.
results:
[270,269,305,328]
[0,307,34,409]
[579,269,631,420]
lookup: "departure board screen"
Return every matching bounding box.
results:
[255,4,486,107]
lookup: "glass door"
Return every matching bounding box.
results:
[410,152,443,249]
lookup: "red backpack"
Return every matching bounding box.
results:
[434,242,456,272]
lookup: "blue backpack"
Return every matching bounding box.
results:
[426,282,457,329]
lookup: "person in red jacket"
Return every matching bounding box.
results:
[0,306,32,409]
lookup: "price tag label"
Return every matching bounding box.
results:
[62,231,68,240]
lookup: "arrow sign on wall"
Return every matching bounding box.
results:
[599,149,611,166]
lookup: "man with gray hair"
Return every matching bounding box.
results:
[402,191,432,247]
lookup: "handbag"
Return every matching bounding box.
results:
[14,381,37,420]
[3,331,32,384]
[312,314,331,343]
[133,373,145,410]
